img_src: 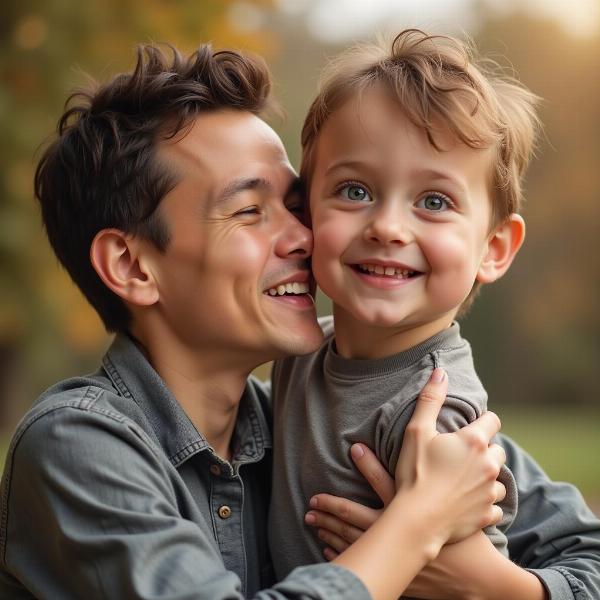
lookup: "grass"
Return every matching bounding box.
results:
[498,407,600,509]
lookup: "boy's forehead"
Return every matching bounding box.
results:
[312,89,495,201]
[319,89,457,158]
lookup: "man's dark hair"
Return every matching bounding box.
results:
[34,43,274,332]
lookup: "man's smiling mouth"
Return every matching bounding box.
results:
[266,282,310,296]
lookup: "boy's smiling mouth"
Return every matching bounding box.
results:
[349,260,423,282]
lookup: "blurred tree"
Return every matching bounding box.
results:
[462,12,600,409]
[0,0,277,429]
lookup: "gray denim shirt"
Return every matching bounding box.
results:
[0,334,369,599]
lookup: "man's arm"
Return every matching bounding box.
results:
[0,404,369,600]
[501,433,600,599]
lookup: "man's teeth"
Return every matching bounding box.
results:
[357,264,415,278]
[267,282,310,296]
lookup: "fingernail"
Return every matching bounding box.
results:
[350,444,365,459]
[431,367,446,383]
[305,512,316,525]
[310,496,318,508]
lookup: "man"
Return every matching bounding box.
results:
[0,43,597,599]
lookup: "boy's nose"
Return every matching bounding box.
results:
[363,209,413,246]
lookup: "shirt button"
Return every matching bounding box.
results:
[210,464,221,476]
[218,505,232,519]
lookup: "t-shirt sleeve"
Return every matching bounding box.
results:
[382,397,517,547]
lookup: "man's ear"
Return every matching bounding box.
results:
[90,229,159,307]
[476,214,526,284]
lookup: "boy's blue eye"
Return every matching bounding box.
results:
[339,184,372,203]
[416,193,451,211]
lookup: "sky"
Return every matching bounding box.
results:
[274,0,600,41]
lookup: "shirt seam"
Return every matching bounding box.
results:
[324,339,467,381]
[0,386,164,567]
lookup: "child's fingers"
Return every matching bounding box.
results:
[494,480,506,503]
[308,493,382,531]
[323,547,339,562]
[404,368,448,441]
[487,505,504,527]
[458,411,502,448]
[350,444,395,506]
[305,508,365,543]
[488,442,507,469]
[318,528,350,554]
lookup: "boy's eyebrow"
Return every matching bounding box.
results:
[324,159,374,177]
[412,168,468,194]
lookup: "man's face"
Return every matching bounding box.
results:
[145,110,323,367]
[308,89,495,331]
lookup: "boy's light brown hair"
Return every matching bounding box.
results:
[300,29,541,310]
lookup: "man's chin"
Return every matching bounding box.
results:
[271,321,324,359]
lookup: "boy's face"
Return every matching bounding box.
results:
[308,89,496,331]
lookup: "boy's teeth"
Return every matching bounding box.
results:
[267,282,310,296]
[357,264,415,278]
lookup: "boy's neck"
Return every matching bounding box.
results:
[332,306,456,360]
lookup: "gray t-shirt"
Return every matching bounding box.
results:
[269,318,517,580]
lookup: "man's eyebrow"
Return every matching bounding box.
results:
[215,177,271,205]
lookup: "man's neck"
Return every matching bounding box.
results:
[131,324,252,462]
[333,306,456,360]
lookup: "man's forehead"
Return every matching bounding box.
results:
[156,110,290,184]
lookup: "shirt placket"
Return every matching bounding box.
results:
[209,460,246,593]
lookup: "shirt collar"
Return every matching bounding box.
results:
[102,333,271,468]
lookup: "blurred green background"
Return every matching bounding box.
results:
[0,0,598,512]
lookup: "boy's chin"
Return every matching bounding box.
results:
[342,305,418,330]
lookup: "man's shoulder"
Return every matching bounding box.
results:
[17,372,131,430]
[4,373,155,477]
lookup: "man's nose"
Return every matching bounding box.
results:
[363,204,413,246]
[275,209,314,258]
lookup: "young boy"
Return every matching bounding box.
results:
[269,29,539,580]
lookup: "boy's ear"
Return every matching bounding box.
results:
[476,214,525,284]
[90,229,159,307]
